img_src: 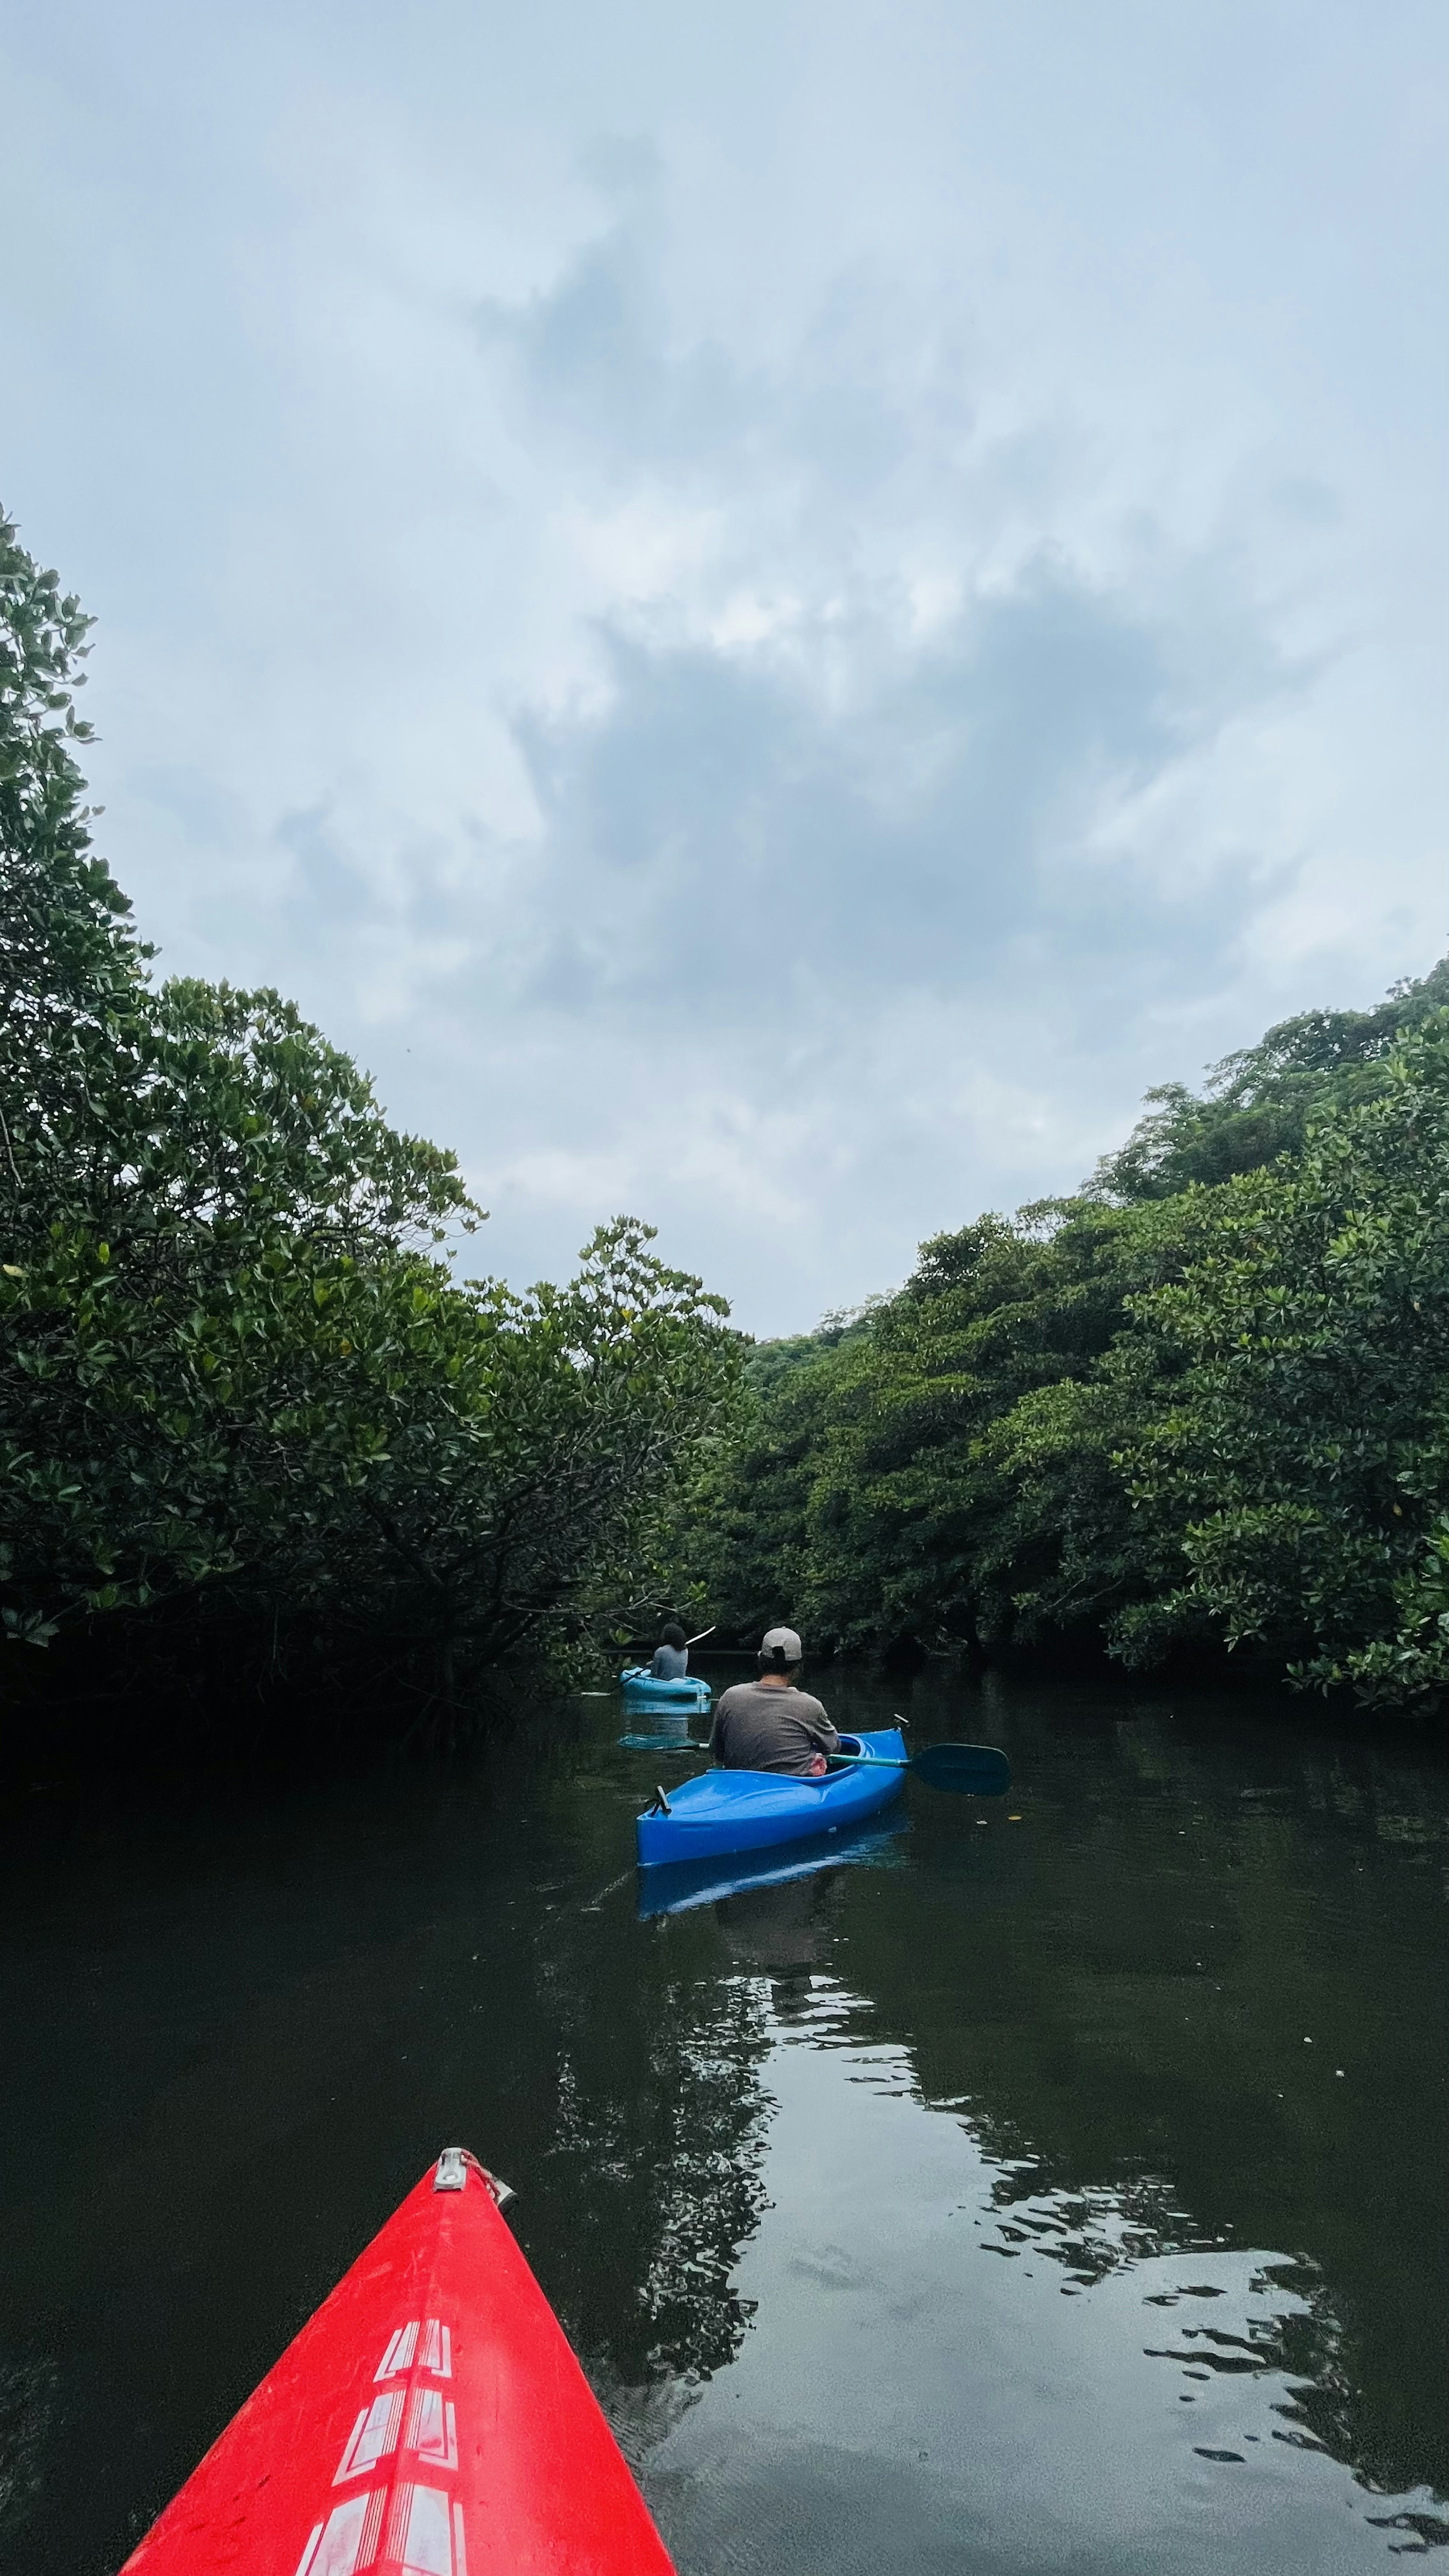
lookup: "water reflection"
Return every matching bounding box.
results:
[621,1669,1449,2564]
[645,1972,1449,2572]
[618,1718,699,1753]
[0,1669,1443,2573]
[545,1972,773,2388]
[637,1817,906,1919]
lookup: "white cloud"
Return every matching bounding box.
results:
[1,0,1444,1330]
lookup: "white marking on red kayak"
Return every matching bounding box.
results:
[305,2321,465,2566]
[405,2385,458,2470]
[376,2323,419,2381]
[334,2385,458,2484]
[385,2482,458,2573]
[334,2390,406,2481]
[375,2319,451,2381]
[292,2484,385,2573]
[294,2483,466,2573]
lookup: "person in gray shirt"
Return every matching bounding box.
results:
[710,1626,840,1776]
[650,1621,690,1679]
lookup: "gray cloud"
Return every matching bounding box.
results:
[2,0,1441,1330]
[477,229,761,488]
[462,200,1304,1075]
[509,559,1285,1026]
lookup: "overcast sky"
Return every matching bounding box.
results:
[3,1,1445,1333]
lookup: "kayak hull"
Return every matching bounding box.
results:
[122,2149,673,2576]
[636,1727,906,1868]
[637,1813,906,1917]
[620,1666,712,1714]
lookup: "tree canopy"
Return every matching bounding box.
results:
[690,956,1449,1710]
[8,505,1444,1719]
[1084,963,1449,1203]
[1,511,742,1717]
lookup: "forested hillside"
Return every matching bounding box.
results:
[0,514,740,1727]
[688,959,1449,1708]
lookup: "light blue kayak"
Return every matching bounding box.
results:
[636,1727,907,1868]
[620,1665,712,1716]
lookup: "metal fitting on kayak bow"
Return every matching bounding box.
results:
[648,1784,674,1816]
[433,2145,516,2205]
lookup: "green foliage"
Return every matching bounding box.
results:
[1121,1022,1449,1701]
[696,972,1449,1710]
[1,512,740,1702]
[695,1196,1213,1656]
[9,508,1446,1713]
[1086,958,1449,1203]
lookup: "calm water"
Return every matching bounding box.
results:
[0,1667,1446,2573]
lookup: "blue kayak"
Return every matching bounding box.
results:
[620,1665,712,1715]
[638,1813,906,1918]
[636,1727,906,1868]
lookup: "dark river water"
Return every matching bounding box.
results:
[1,1666,1446,2574]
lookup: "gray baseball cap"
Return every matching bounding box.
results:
[760,1625,803,1662]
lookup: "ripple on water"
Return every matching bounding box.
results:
[643,1971,1449,2573]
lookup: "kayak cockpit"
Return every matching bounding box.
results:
[636,1726,906,1868]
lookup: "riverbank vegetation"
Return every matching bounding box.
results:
[1,514,741,1734]
[8,514,1447,1730]
[686,961,1449,1710]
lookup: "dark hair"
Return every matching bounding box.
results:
[758,1641,798,1675]
[659,1621,687,1651]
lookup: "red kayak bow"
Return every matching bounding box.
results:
[122,2147,674,2575]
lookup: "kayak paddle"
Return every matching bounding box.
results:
[619,1732,1011,1795]
[830,1740,1011,1796]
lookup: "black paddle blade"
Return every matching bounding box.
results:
[912,1742,1011,1796]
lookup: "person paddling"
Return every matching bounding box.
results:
[649,1621,690,1680]
[710,1626,840,1776]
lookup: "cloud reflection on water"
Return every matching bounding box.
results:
[641,1979,1448,2571]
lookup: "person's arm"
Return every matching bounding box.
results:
[801,1698,840,1756]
